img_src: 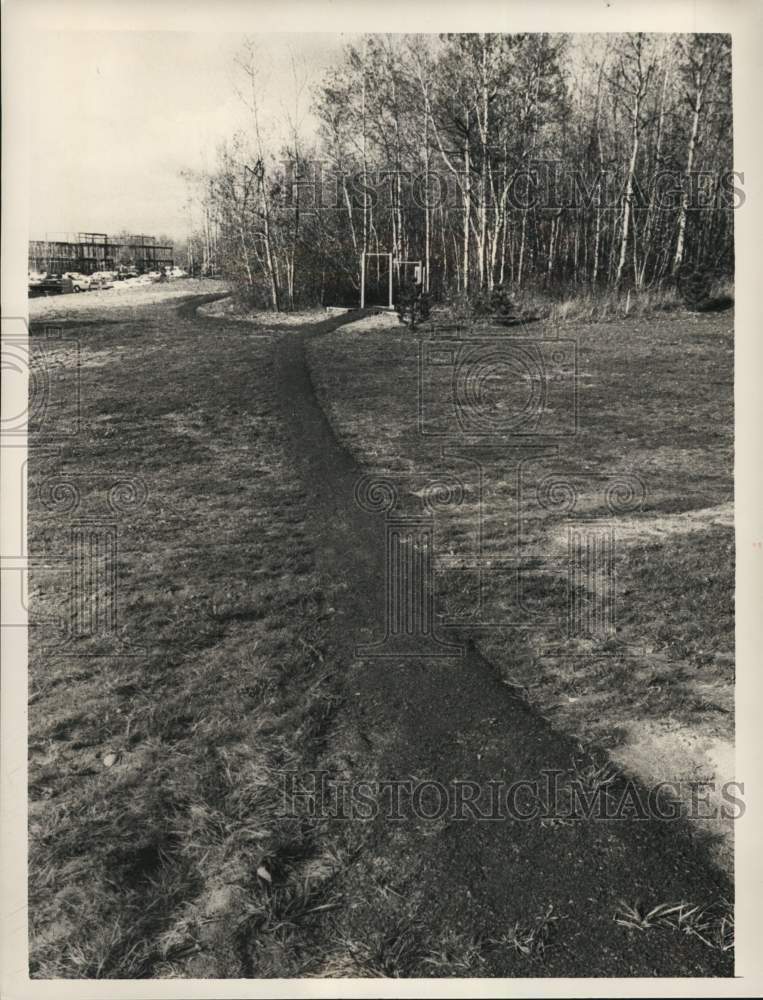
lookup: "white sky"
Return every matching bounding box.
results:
[26,31,636,244]
[29,31,354,241]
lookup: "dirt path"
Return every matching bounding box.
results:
[184,296,733,977]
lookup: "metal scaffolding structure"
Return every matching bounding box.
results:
[28,232,174,275]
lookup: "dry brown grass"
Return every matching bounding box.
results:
[306,306,735,865]
[27,294,353,978]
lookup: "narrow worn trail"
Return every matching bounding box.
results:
[189,296,733,977]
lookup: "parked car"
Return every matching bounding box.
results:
[30,275,73,296]
[168,266,188,278]
[63,272,93,292]
[89,271,115,289]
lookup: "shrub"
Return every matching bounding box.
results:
[489,284,519,325]
[679,269,712,312]
[442,288,473,327]
[396,281,430,330]
[440,286,517,327]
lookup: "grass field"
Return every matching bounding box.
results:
[25,288,735,978]
[27,288,358,977]
[306,306,735,861]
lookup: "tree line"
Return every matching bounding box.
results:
[184,32,735,310]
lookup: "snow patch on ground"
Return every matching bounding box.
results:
[340,311,403,333]
[197,297,326,326]
[610,719,735,871]
[28,279,228,320]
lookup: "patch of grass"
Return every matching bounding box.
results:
[27,296,353,978]
[432,282,733,330]
[306,307,734,826]
[546,286,684,325]
[615,899,734,952]
[28,289,735,979]
[324,918,427,978]
[494,904,558,961]
[421,929,488,974]
[616,526,734,678]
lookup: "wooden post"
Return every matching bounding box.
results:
[360,251,366,309]
[388,252,393,309]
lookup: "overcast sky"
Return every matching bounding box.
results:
[29,31,352,242]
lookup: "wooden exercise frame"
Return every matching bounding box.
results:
[360,253,424,309]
